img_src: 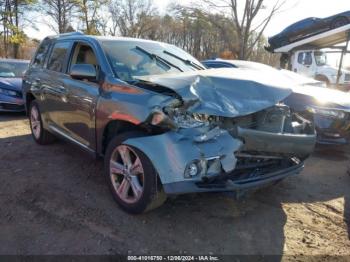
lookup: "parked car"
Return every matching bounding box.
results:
[202,59,350,145]
[266,11,350,51]
[23,33,316,213]
[0,59,29,112]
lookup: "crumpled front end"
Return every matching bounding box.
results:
[124,101,316,195]
[108,68,316,195]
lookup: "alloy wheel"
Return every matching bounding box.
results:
[30,105,41,139]
[109,145,144,204]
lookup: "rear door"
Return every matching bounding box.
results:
[40,40,73,132]
[23,39,52,113]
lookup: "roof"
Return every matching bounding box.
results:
[47,32,168,45]
[274,24,350,53]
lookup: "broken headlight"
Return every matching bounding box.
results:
[163,107,218,129]
[172,111,209,128]
[307,106,346,119]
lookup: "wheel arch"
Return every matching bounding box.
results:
[25,92,36,115]
[315,74,330,85]
[100,120,146,156]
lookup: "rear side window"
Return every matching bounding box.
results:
[47,41,71,73]
[32,40,51,68]
[205,62,235,69]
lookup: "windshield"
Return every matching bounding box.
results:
[101,40,204,82]
[0,61,29,78]
[314,51,328,66]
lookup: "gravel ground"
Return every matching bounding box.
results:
[0,113,349,258]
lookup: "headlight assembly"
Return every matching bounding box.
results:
[151,106,218,129]
[158,107,215,129]
[170,108,214,129]
[307,106,346,119]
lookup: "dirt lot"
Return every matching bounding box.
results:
[0,113,349,257]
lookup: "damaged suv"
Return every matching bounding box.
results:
[23,33,316,213]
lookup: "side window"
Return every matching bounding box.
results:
[304,52,312,66]
[32,40,51,68]
[69,43,99,82]
[70,43,98,69]
[47,41,71,72]
[297,52,312,66]
[206,63,234,69]
[297,52,304,64]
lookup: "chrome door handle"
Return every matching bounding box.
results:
[57,86,65,92]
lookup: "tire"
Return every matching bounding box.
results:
[29,100,56,145]
[104,132,167,214]
[331,17,349,29]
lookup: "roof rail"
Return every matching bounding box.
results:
[58,31,84,37]
[46,31,84,40]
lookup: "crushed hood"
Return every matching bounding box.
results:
[137,68,293,117]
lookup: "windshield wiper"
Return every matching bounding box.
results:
[163,50,205,70]
[135,46,183,72]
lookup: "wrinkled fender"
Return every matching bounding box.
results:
[123,128,243,185]
[95,77,176,154]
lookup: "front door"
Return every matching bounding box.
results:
[295,51,315,77]
[59,42,100,150]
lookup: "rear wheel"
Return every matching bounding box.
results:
[29,101,55,145]
[104,133,166,214]
[331,17,349,29]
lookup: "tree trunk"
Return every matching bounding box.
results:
[58,0,63,33]
[13,0,19,58]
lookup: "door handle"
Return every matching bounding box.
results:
[33,78,41,84]
[57,85,66,92]
[31,78,41,89]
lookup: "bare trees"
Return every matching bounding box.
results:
[154,7,237,60]
[76,0,108,35]
[108,0,157,37]
[0,0,36,58]
[202,0,285,60]
[0,0,282,64]
[41,0,77,33]
[40,0,108,35]
[106,0,280,62]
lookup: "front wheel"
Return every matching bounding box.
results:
[104,133,167,214]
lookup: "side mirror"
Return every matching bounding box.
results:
[70,64,97,81]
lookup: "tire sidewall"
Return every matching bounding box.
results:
[29,101,44,144]
[104,132,159,214]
